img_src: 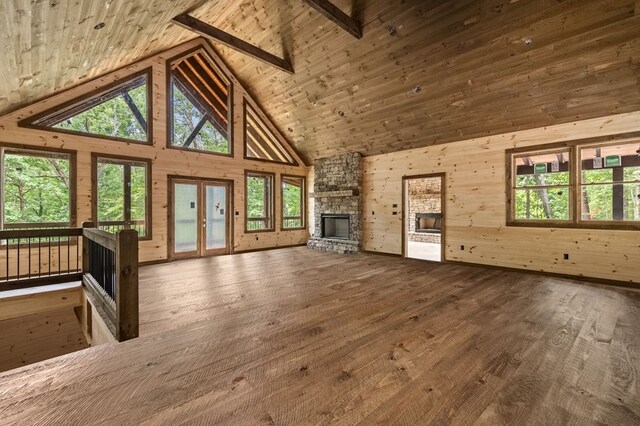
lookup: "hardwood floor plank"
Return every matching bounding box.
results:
[0,247,639,425]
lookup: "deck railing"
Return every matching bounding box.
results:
[0,222,139,342]
[82,222,139,342]
[97,220,146,237]
[0,227,83,291]
[247,217,270,231]
[283,216,303,228]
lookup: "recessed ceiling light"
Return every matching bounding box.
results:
[94,22,105,30]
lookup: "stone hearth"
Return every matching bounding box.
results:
[307,153,362,254]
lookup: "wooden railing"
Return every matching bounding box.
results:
[82,222,139,342]
[97,220,146,237]
[0,222,139,343]
[0,227,83,291]
[283,216,303,228]
[247,217,270,230]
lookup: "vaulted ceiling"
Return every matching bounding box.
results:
[1,0,639,164]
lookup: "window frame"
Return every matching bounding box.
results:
[506,134,640,231]
[166,47,234,158]
[280,174,306,231]
[244,170,276,233]
[0,143,77,230]
[92,154,152,240]
[507,145,575,226]
[19,68,153,145]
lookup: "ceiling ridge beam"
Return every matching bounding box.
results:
[303,0,362,39]
[172,14,294,74]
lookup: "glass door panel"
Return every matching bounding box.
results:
[174,182,199,254]
[205,184,228,252]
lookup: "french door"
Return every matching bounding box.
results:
[170,178,232,259]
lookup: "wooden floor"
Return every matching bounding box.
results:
[0,247,639,425]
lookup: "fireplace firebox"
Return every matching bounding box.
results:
[321,214,350,240]
[415,212,442,233]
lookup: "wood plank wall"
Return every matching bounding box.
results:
[0,39,308,264]
[361,112,640,284]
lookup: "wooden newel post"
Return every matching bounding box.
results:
[115,228,139,341]
[81,221,95,275]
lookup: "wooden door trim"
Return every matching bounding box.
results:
[401,173,446,263]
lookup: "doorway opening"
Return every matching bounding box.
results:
[169,177,232,259]
[403,174,445,262]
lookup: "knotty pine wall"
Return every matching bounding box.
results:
[0,39,308,265]
[362,112,640,284]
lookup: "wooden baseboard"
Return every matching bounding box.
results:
[361,250,402,258]
[445,259,640,292]
[234,243,307,254]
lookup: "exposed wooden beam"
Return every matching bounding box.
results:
[303,0,362,39]
[172,14,294,74]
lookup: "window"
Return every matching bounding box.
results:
[507,138,640,229]
[245,171,275,232]
[244,102,296,165]
[1,147,75,229]
[281,175,305,229]
[511,149,572,222]
[21,70,151,144]
[580,143,640,222]
[169,50,232,155]
[93,156,151,239]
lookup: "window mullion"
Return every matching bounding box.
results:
[124,164,132,226]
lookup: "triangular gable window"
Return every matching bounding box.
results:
[21,70,151,143]
[244,102,295,165]
[169,50,231,155]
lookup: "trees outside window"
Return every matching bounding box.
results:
[1,147,73,229]
[21,72,151,144]
[512,150,571,221]
[94,156,150,238]
[246,172,274,232]
[168,50,232,155]
[281,175,305,229]
[508,140,640,229]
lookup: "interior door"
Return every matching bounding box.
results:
[171,178,231,259]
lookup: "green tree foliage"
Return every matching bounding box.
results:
[171,83,229,153]
[97,163,124,222]
[515,170,570,220]
[283,180,302,227]
[3,153,70,224]
[247,176,267,219]
[96,161,147,236]
[55,85,147,141]
[582,167,640,220]
[515,163,640,221]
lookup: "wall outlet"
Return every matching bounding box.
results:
[563,253,569,260]
[255,235,259,241]
[460,245,465,251]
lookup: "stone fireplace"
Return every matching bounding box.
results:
[408,177,442,244]
[307,153,362,254]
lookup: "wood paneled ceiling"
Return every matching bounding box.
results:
[1,0,639,164]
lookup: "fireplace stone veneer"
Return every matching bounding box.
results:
[308,153,362,254]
